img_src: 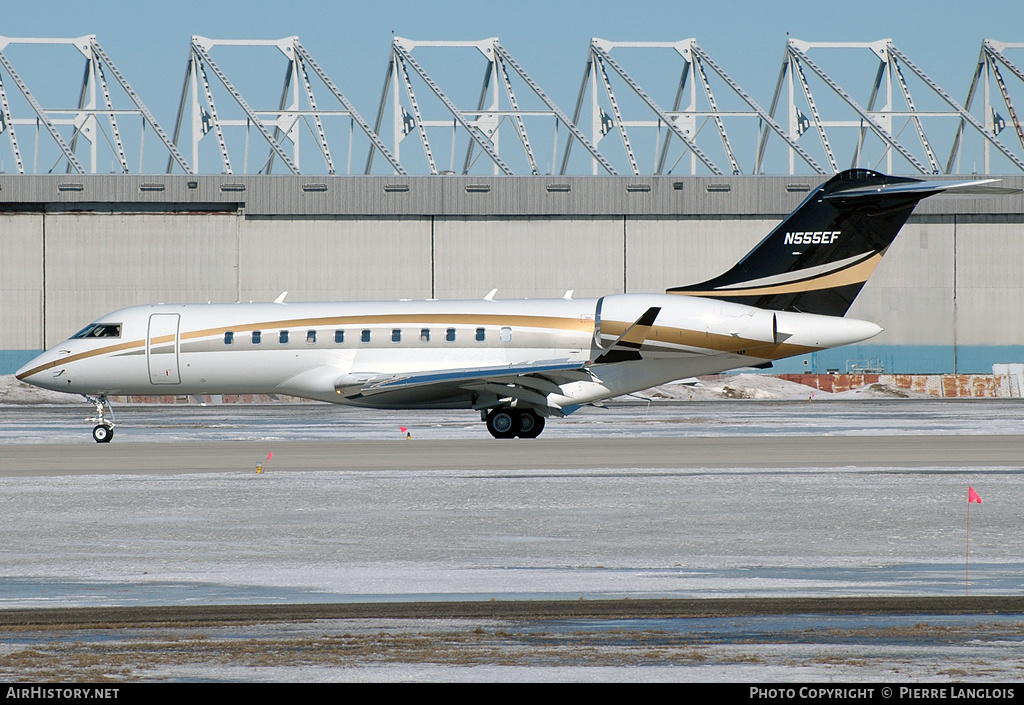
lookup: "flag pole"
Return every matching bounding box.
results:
[966,487,982,596]
[966,495,970,596]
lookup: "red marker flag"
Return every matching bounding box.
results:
[267,452,273,462]
[968,487,982,504]
[400,427,408,433]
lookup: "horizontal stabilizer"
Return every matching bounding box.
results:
[824,177,1020,200]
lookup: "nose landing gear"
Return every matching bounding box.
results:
[85,395,115,443]
[92,423,113,443]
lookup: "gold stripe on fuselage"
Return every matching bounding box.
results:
[177,312,595,343]
[15,313,592,381]
[670,251,885,299]
[16,311,822,382]
[14,339,145,380]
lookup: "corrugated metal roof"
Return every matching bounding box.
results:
[0,174,1021,217]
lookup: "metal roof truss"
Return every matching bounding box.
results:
[369,37,611,176]
[767,39,1024,176]
[958,40,1024,174]
[565,39,821,177]
[0,35,188,174]
[170,36,402,175]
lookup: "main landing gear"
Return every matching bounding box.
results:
[86,395,115,443]
[485,407,545,439]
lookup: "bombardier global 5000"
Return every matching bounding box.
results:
[16,170,1016,442]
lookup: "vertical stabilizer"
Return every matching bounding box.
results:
[667,169,965,316]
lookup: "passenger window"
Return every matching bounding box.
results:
[500,326,512,343]
[361,329,371,343]
[224,331,234,345]
[252,331,262,345]
[335,330,345,344]
[476,327,486,342]
[420,329,430,342]
[306,330,317,344]
[446,328,456,342]
[279,330,289,344]
[392,329,402,343]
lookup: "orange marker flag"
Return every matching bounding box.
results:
[966,486,982,595]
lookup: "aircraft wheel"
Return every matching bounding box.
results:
[486,408,521,439]
[516,410,545,439]
[92,424,114,443]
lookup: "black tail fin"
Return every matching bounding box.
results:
[668,169,976,316]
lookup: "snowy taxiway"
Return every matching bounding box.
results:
[1,397,1022,606]
[2,377,1023,681]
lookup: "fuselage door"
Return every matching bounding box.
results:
[147,313,181,384]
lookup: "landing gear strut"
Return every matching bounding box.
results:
[86,395,115,443]
[485,407,545,439]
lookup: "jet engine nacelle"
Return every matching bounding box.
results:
[594,293,778,353]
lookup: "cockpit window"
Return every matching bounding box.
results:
[71,323,122,339]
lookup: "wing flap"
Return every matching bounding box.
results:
[340,360,587,398]
[464,382,560,409]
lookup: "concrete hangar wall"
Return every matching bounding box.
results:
[1,174,1023,375]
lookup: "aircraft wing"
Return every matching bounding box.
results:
[337,360,592,411]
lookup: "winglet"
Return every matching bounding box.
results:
[594,307,661,364]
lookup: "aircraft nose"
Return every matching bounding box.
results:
[15,352,55,388]
[15,357,38,381]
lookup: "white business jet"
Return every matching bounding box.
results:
[16,170,1014,442]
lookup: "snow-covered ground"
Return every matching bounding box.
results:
[3,372,1022,604]
[3,455,1022,682]
[3,374,1023,681]
[3,373,1017,446]
[6,614,1022,683]
[3,463,1020,607]
[3,377,1020,606]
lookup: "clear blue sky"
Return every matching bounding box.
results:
[2,0,1021,175]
